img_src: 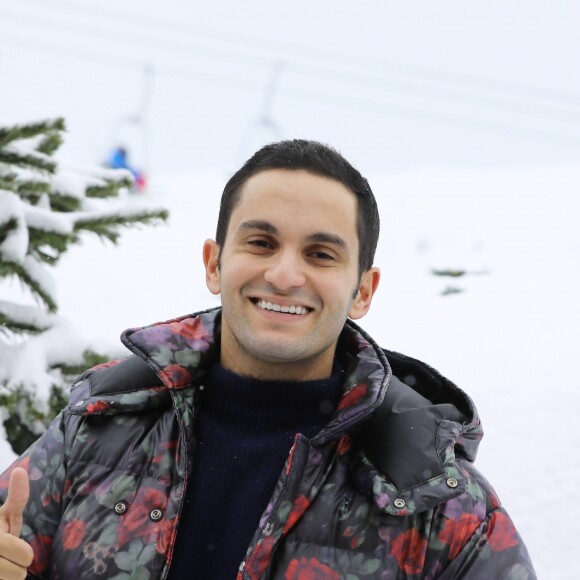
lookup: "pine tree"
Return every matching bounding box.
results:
[0,118,168,454]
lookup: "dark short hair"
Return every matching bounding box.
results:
[216,139,380,277]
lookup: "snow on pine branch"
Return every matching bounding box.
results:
[0,299,53,333]
[0,190,28,262]
[0,316,124,405]
[0,117,168,456]
[51,161,134,200]
[0,118,65,149]
[0,143,56,174]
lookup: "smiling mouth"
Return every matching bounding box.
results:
[252,298,312,315]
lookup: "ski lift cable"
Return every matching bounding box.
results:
[1,32,579,149]
[5,0,580,108]
[29,0,580,105]
[0,32,262,92]
[2,7,578,127]
[280,85,580,149]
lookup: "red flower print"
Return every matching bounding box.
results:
[62,519,87,550]
[28,535,53,575]
[90,358,123,372]
[283,495,310,533]
[170,318,208,341]
[244,534,277,579]
[337,383,367,410]
[117,487,167,546]
[162,364,191,387]
[337,435,352,455]
[152,440,178,465]
[390,528,428,575]
[487,510,519,552]
[439,514,481,560]
[284,557,340,580]
[156,516,177,554]
[87,400,110,414]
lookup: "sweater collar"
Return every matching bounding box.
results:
[200,363,344,435]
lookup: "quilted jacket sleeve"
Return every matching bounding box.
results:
[0,409,69,579]
[438,505,537,579]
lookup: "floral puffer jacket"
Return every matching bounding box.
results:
[0,308,536,579]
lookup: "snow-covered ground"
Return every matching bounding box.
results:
[2,166,579,578]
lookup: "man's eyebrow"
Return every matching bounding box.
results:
[237,220,348,250]
[238,220,278,234]
[306,232,348,249]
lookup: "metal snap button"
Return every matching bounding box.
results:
[446,477,458,488]
[114,501,127,515]
[394,498,406,509]
[150,508,163,521]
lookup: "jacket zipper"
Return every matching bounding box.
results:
[237,436,301,580]
[160,390,193,580]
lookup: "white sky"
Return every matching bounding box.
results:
[1,0,579,177]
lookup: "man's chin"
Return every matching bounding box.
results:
[250,345,308,364]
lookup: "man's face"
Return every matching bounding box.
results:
[204,169,380,380]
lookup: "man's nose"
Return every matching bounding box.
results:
[263,251,306,290]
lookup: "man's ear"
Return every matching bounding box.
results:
[203,239,221,295]
[349,267,380,320]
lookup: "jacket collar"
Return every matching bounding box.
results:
[121,307,220,389]
[352,348,483,515]
[100,307,482,514]
[120,307,392,444]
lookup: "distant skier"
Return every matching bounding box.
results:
[107,146,147,192]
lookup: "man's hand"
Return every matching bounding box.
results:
[0,468,34,579]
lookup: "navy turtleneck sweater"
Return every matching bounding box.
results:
[167,363,344,579]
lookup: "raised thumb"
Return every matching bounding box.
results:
[0,467,30,537]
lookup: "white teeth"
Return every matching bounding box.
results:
[256,300,309,315]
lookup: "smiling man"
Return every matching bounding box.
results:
[0,140,535,579]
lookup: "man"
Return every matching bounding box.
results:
[0,140,536,579]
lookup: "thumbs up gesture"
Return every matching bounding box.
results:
[0,468,34,579]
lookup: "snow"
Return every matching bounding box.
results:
[20,255,58,305]
[1,165,579,577]
[70,202,169,223]
[0,300,53,329]
[23,202,74,234]
[0,191,28,262]
[2,144,52,169]
[60,161,134,183]
[0,314,124,444]
[51,162,133,200]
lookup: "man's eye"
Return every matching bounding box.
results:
[248,239,272,249]
[311,251,334,261]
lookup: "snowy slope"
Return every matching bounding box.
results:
[2,166,579,578]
